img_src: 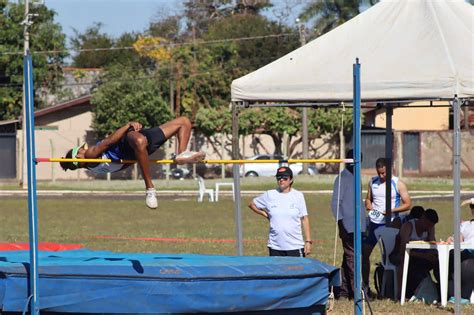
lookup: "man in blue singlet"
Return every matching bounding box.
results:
[60,116,205,209]
[362,157,411,294]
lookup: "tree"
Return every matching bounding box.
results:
[132,31,239,118]
[299,0,361,37]
[148,15,182,41]
[202,14,304,156]
[71,23,147,71]
[239,107,300,156]
[111,32,143,67]
[182,0,272,38]
[205,12,299,72]
[91,65,172,138]
[0,1,67,120]
[235,105,355,158]
[71,23,114,68]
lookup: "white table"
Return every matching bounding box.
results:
[400,242,473,306]
[214,182,235,202]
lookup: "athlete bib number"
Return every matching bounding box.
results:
[368,209,385,224]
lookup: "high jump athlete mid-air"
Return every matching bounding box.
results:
[60,116,205,209]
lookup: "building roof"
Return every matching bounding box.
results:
[33,95,91,119]
[0,95,92,127]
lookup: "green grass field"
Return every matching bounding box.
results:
[2,174,474,191]
[1,179,474,313]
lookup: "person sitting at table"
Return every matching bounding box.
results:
[447,198,474,303]
[391,205,425,229]
[389,205,426,264]
[396,208,439,299]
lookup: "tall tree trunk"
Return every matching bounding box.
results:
[270,132,284,156]
[175,62,183,117]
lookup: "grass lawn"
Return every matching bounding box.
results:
[1,190,474,313]
[2,174,474,192]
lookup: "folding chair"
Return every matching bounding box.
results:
[374,226,400,299]
[196,176,215,202]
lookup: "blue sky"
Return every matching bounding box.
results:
[44,0,303,41]
[45,0,183,40]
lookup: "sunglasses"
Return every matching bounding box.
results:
[276,176,290,181]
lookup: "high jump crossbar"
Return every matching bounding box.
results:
[35,158,354,164]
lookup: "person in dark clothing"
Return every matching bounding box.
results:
[330,150,366,299]
[397,208,439,299]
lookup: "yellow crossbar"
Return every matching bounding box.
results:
[37,158,354,164]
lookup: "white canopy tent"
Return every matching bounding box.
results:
[230,1,473,313]
[231,0,473,103]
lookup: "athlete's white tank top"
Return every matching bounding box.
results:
[409,219,428,241]
[368,176,400,224]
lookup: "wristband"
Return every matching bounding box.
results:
[305,240,313,244]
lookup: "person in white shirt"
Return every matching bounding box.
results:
[362,157,411,293]
[249,166,312,257]
[447,198,474,302]
[331,149,366,299]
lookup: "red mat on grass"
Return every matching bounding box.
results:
[0,242,83,251]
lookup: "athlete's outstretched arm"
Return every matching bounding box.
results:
[85,122,142,158]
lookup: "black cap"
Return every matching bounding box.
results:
[275,166,293,177]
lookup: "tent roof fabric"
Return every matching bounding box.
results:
[231,0,473,103]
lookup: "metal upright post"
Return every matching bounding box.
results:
[24,52,40,315]
[232,102,243,256]
[452,96,461,315]
[353,58,362,315]
[22,1,40,313]
[297,19,309,174]
[385,105,393,225]
[21,0,31,189]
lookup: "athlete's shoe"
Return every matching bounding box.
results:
[174,151,206,165]
[145,188,158,209]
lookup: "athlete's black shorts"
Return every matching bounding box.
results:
[119,127,167,159]
[268,247,305,257]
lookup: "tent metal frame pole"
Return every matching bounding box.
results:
[353,58,363,315]
[298,21,309,175]
[452,96,461,315]
[231,102,243,256]
[241,98,462,109]
[24,52,39,315]
[385,105,393,225]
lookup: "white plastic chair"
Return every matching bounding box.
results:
[374,226,400,299]
[214,182,235,202]
[196,176,215,202]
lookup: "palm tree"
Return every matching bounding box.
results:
[299,0,378,38]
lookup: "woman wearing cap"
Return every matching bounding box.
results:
[447,198,474,303]
[248,166,313,257]
[59,116,205,209]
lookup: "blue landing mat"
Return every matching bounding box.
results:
[0,250,339,314]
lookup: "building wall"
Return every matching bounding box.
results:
[199,133,336,161]
[17,111,94,180]
[374,101,449,131]
[419,130,474,176]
